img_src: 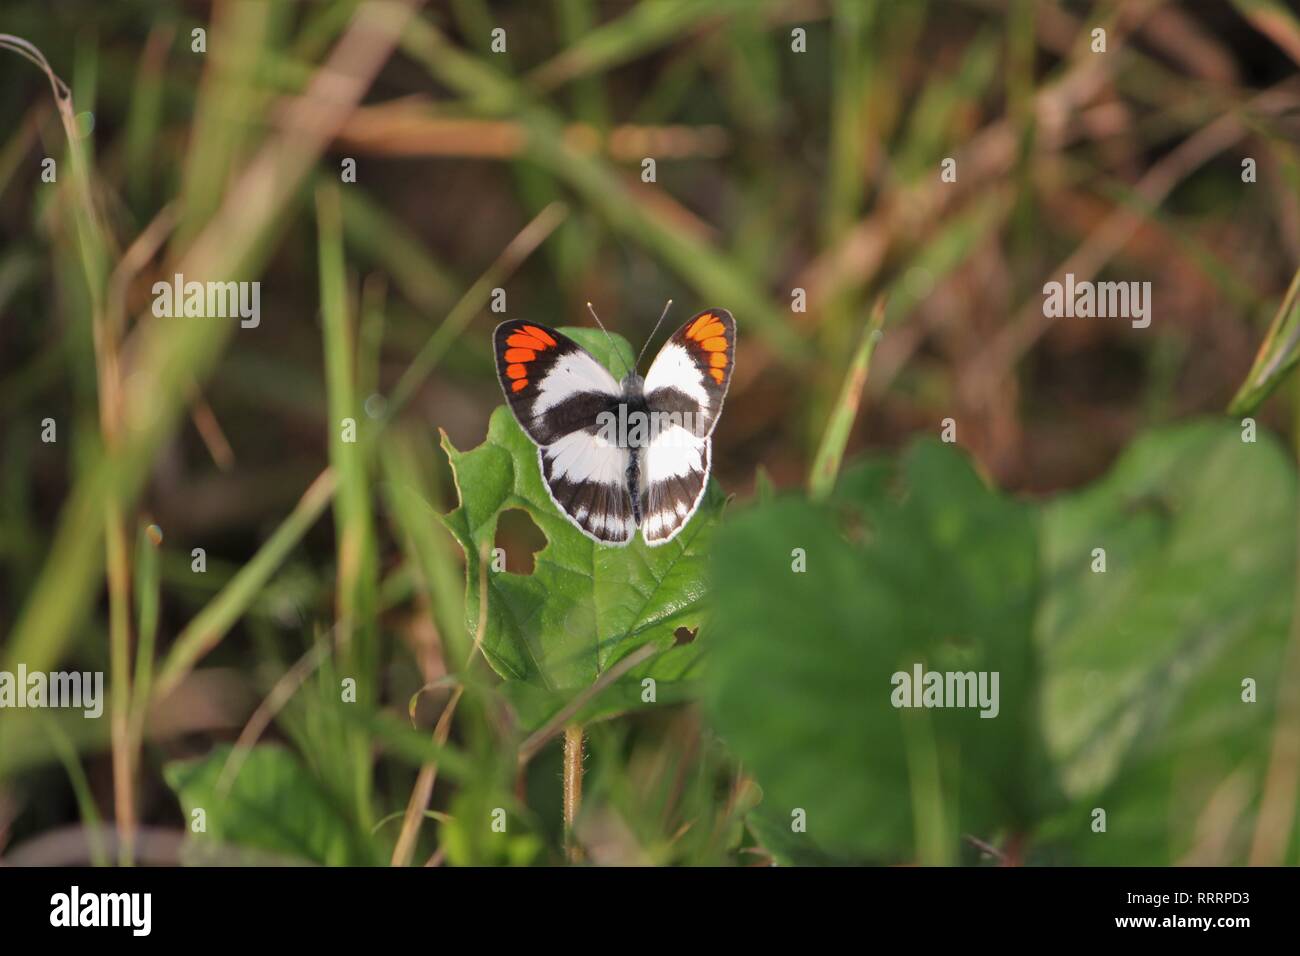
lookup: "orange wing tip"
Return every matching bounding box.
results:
[504,347,537,362]
[507,333,547,350]
[700,336,728,351]
[687,313,717,338]
[522,324,557,346]
[709,352,728,367]
[709,368,725,383]
[511,379,528,392]
[505,364,527,379]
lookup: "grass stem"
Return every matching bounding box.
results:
[808,297,887,500]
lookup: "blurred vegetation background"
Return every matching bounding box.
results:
[2,0,1300,866]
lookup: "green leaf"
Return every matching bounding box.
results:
[440,328,722,698]
[164,744,373,866]
[1036,420,1296,863]
[703,441,1048,864]
[499,650,701,733]
[438,785,543,867]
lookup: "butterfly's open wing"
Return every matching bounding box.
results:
[494,321,622,445]
[493,321,635,546]
[538,432,637,545]
[639,430,711,547]
[639,309,735,546]
[642,309,735,439]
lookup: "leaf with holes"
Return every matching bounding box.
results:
[439,328,722,707]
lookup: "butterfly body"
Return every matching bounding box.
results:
[493,310,735,547]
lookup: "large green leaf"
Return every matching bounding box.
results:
[702,440,1049,864]
[440,328,722,702]
[164,744,374,865]
[1036,420,1296,863]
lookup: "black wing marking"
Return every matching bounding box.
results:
[539,441,637,545]
[494,320,622,447]
[640,435,710,547]
[642,309,735,439]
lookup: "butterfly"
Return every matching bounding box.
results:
[493,308,735,547]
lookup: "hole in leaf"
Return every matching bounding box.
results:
[494,508,547,575]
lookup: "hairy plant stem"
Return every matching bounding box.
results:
[563,724,584,863]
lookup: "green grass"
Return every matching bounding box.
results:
[3,1,1300,866]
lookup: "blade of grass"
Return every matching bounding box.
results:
[556,0,610,127]
[318,183,379,828]
[215,640,331,799]
[400,17,802,357]
[123,23,173,207]
[1229,264,1300,415]
[4,0,417,685]
[336,177,457,315]
[106,501,134,866]
[822,0,871,246]
[42,721,109,868]
[379,430,464,656]
[153,469,337,701]
[390,501,490,866]
[966,101,1263,405]
[450,0,586,289]
[896,29,1000,180]
[127,521,161,782]
[143,161,561,710]
[0,104,41,200]
[358,273,387,405]
[384,200,569,419]
[175,0,277,248]
[318,185,377,652]
[18,27,136,865]
[528,0,768,93]
[390,674,465,866]
[1230,0,1300,68]
[808,297,886,500]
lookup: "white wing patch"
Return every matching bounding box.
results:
[641,431,711,547]
[532,350,621,417]
[543,430,626,486]
[538,436,637,545]
[643,425,706,482]
[643,341,710,413]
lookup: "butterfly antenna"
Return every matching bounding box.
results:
[586,302,634,379]
[634,299,674,369]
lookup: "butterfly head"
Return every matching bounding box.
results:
[620,370,645,397]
